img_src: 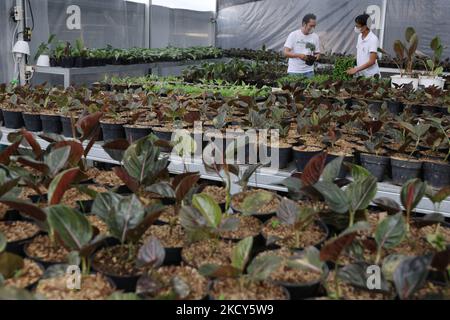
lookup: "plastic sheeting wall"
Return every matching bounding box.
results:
[217,0,450,58]
[151,5,215,48]
[0,0,16,84]
[217,0,384,54]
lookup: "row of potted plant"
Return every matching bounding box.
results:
[0,83,449,188]
[0,127,448,300]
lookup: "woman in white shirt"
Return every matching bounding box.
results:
[347,14,381,78]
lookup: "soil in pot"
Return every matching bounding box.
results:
[293,145,323,172]
[86,215,109,236]
[100,120,127,142]
[2,258,44,290]
[124,125,153,143]
[2,110,24,129]
[25,235,70,268]
[40,114,62,134]
[388,237,434,257]
[0,221,40,256]
[155,206,178,225]
[92,170,124,187]
[257,248,327,299]
[423,160,450,188]
[141,266,209,300]
[142,224,187,266]
[220,215,262,242]
[35,273,115,300]
[200,185,227,206]
[60,115,80,138]
[390,156,423,186]
[360,153,391,182]
[411,281,449,300]
[60,186,108,208]
[92,244,144,291]
[210,278,289,300]
[22,113,43,132]
[181,239,235,269]
[231,189,281,222]
[261,218,328,250]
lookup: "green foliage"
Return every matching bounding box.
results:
[332,57,356,81]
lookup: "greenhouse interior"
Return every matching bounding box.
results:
[0,0,449,302]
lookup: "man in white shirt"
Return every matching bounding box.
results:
[347,13,381,77]
[284,14,321,78]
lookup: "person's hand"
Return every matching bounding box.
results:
[297,54,306,61]
[346,67,359,75]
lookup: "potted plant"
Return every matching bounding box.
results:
[135,237,210,300]
[34,34,56,67]
[419,36,446,89]
[0,231,44,291]
[199,236,289,300]
[389,27,420,90]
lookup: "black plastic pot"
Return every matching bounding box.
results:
[40,114,62,134]
[3,223,40,257]
[390,157,423,186]
[100,122,126,142]
[153,128,173,152]
[405,104,422,115]
[91,238,140,293]
[266,145,293,170]
[276,266,329,300]
[293,148,323,172]
[60,57,74,68]
[423,160,450,188]
[164,247,183,266]
[2,110,24,129]
[28,194,48,204]
[61,116,80,138]
[22,113,43,132]
[386,100,404,115]
[77,200,94,214]
[124,125,153,144]
[360,153,391,182]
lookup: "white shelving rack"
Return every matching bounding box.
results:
[1,126,449,217]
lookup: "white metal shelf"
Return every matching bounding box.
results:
[1,127,449,217]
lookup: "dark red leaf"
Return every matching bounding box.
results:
[49,168,81,205]
[0,140,21,165]
[175,173,200,203]
[77,112,103,140]
[20,129,42,159]
[53,141,84,167]
[113,167,139,193]
[301,152,328,187]
[320,233,357,263]
[0,199,47,222]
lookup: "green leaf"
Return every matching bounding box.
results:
[382,254,407,282]
[276,198,299,225]
[45,146,71,176]
[146,182,176,199]
[137,237,165,268]
[287,246,324,273]
[192,194,222,228]
[314,181,349,214]
[393,255,432,300]
[375,212,406,250]
[231,237,253,272]
[0,232,6,253]
[321,156,343,182]
[0,252,24,279]
[338,262,390,292]
[401,179,426,213]
[347,176,378,212]
[350,164,371,183]
[426,186,450,205]
[108,292,141,300]
[46,205,93,251]
[247,255,282,281]
[240,190,275,215]
[373,198,402,215]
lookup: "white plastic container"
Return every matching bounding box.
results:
[418,75,445,90]
[391,75,419,90]
[36,55,50,67]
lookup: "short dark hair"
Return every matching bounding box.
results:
[355,13,370,26]
[302,13,316,25]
